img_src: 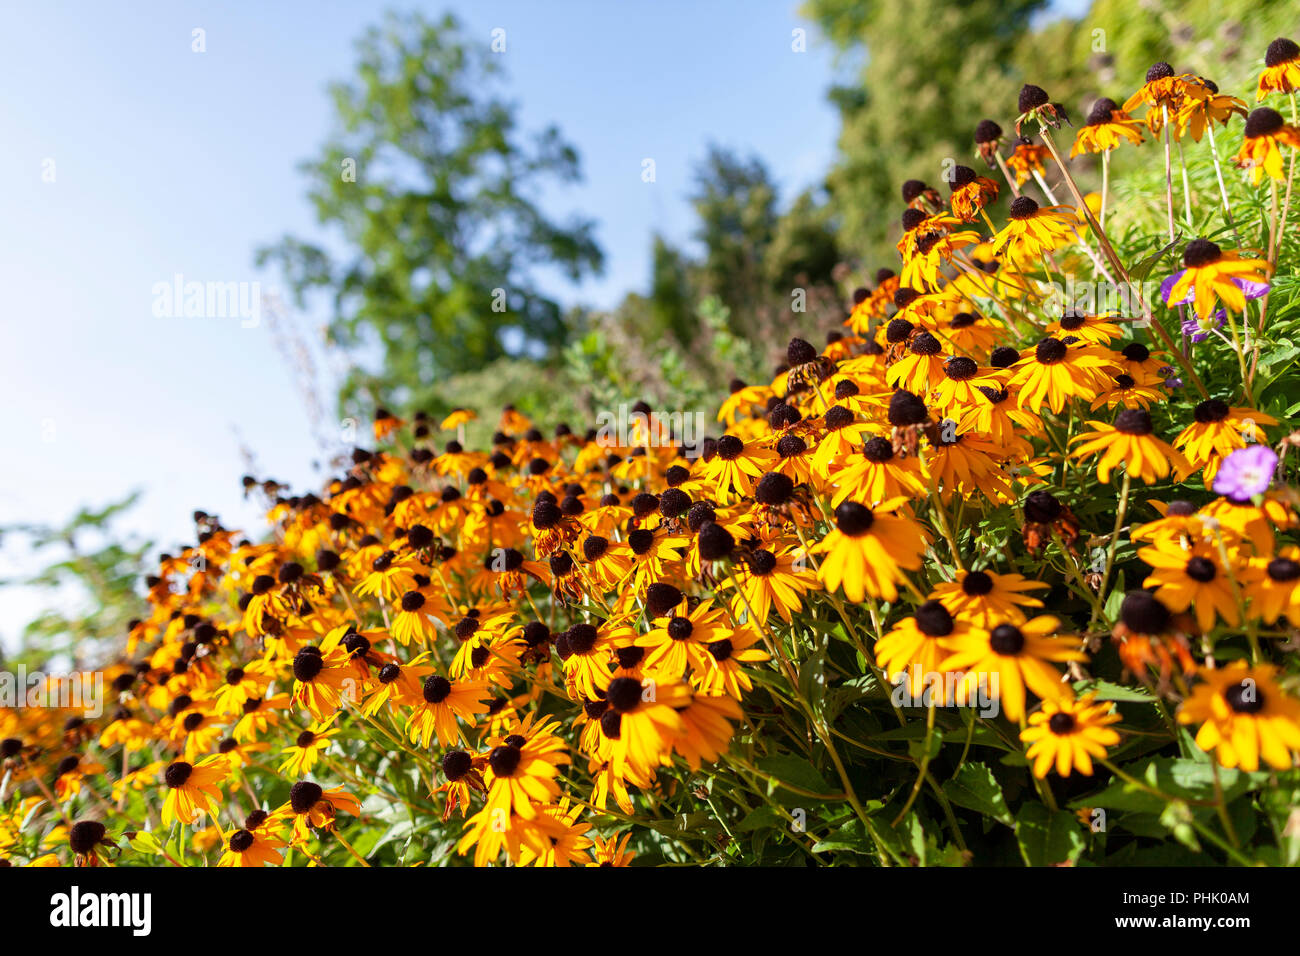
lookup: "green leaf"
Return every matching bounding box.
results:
[127,830,161,856]
[735,805,782,833]
[1015,803,1085,867]
[1071,679,1155,703]
[1127,237,1179,283]
[942,763,1014,826]
[1071,757,1267,814]
[810,819,872,856]
[756,754,836,800]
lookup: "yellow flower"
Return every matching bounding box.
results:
[931,569,1047,627]
[1071,409,1191,485]
[1021,692,1121,778]
[1178,662,1300,771]
[812,500,929,603]
[160,755,231,827]
[939,616,1085,723]
[1071,98,1144,155]
[1242,548,1300,624]
[1257,37,1300,101]
[1139,540,1241,633]
[992,197,1076,259]
[1008,337,1115,414]
[1235,107,1300,184]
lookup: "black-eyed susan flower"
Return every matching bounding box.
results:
[278,717,341,776]
[289,640,354,722]
[1178,662,1300,771]
[940,617,1085,723]
[390,588,440,646]
[275,781,362,844]
[694,624,770,698]
[1164,239,1273,321]
[994,195,1077,259]
[1008,337,1113,415]
[1071,409,1191,485]
[432,748,485,820]
[1020,692,1121,777]
[405,673,491,748]
[557,622,615,700]
[1235,106,1300,184]
[353,548,419,601]
[480,716,569,821]
[218,810,287,867]
[1139,541,1241,633]
[812,500,928,603]
[1243,548,1300,623]
[1088,372,1165,411]
[1174,399,1276,479]
[636,599,729,681]
[1257,37,1300,100]
[931,356,1004,415]
[1123,62,1203,133]
[1071,97,1145,156]
[699,433,777,501]
[956,385,1043,454]
[810,405,874,477]
[948,164,999,223]
[160,755,230,826]
[874,600,980,700]
[720,544,818,626]
[830,435,927,506]
[602,675,688,779]
[579,534,634,591]
[931,569,1047,627]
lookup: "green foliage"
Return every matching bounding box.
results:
[0,493,149,669]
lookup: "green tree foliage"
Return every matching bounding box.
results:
[255,10,603,416]
[0,493,150,670]
[804,0,1297,271]
[804,0,1047,267]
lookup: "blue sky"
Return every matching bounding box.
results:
[0,1,848,646]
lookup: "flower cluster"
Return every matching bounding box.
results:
[4,36,1300,869]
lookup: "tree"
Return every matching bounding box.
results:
[804,0,1047,269]
[256,11,603,415]
[688,146,780,333]
[0,493,150,670]
[648,235,695,349]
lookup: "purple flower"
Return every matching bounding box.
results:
[1212,444,1278,500]
[1181,308,1226,343]
[1160,270,1270,309]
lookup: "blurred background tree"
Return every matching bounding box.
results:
[0,493,150,671]
[255,10,604,417]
